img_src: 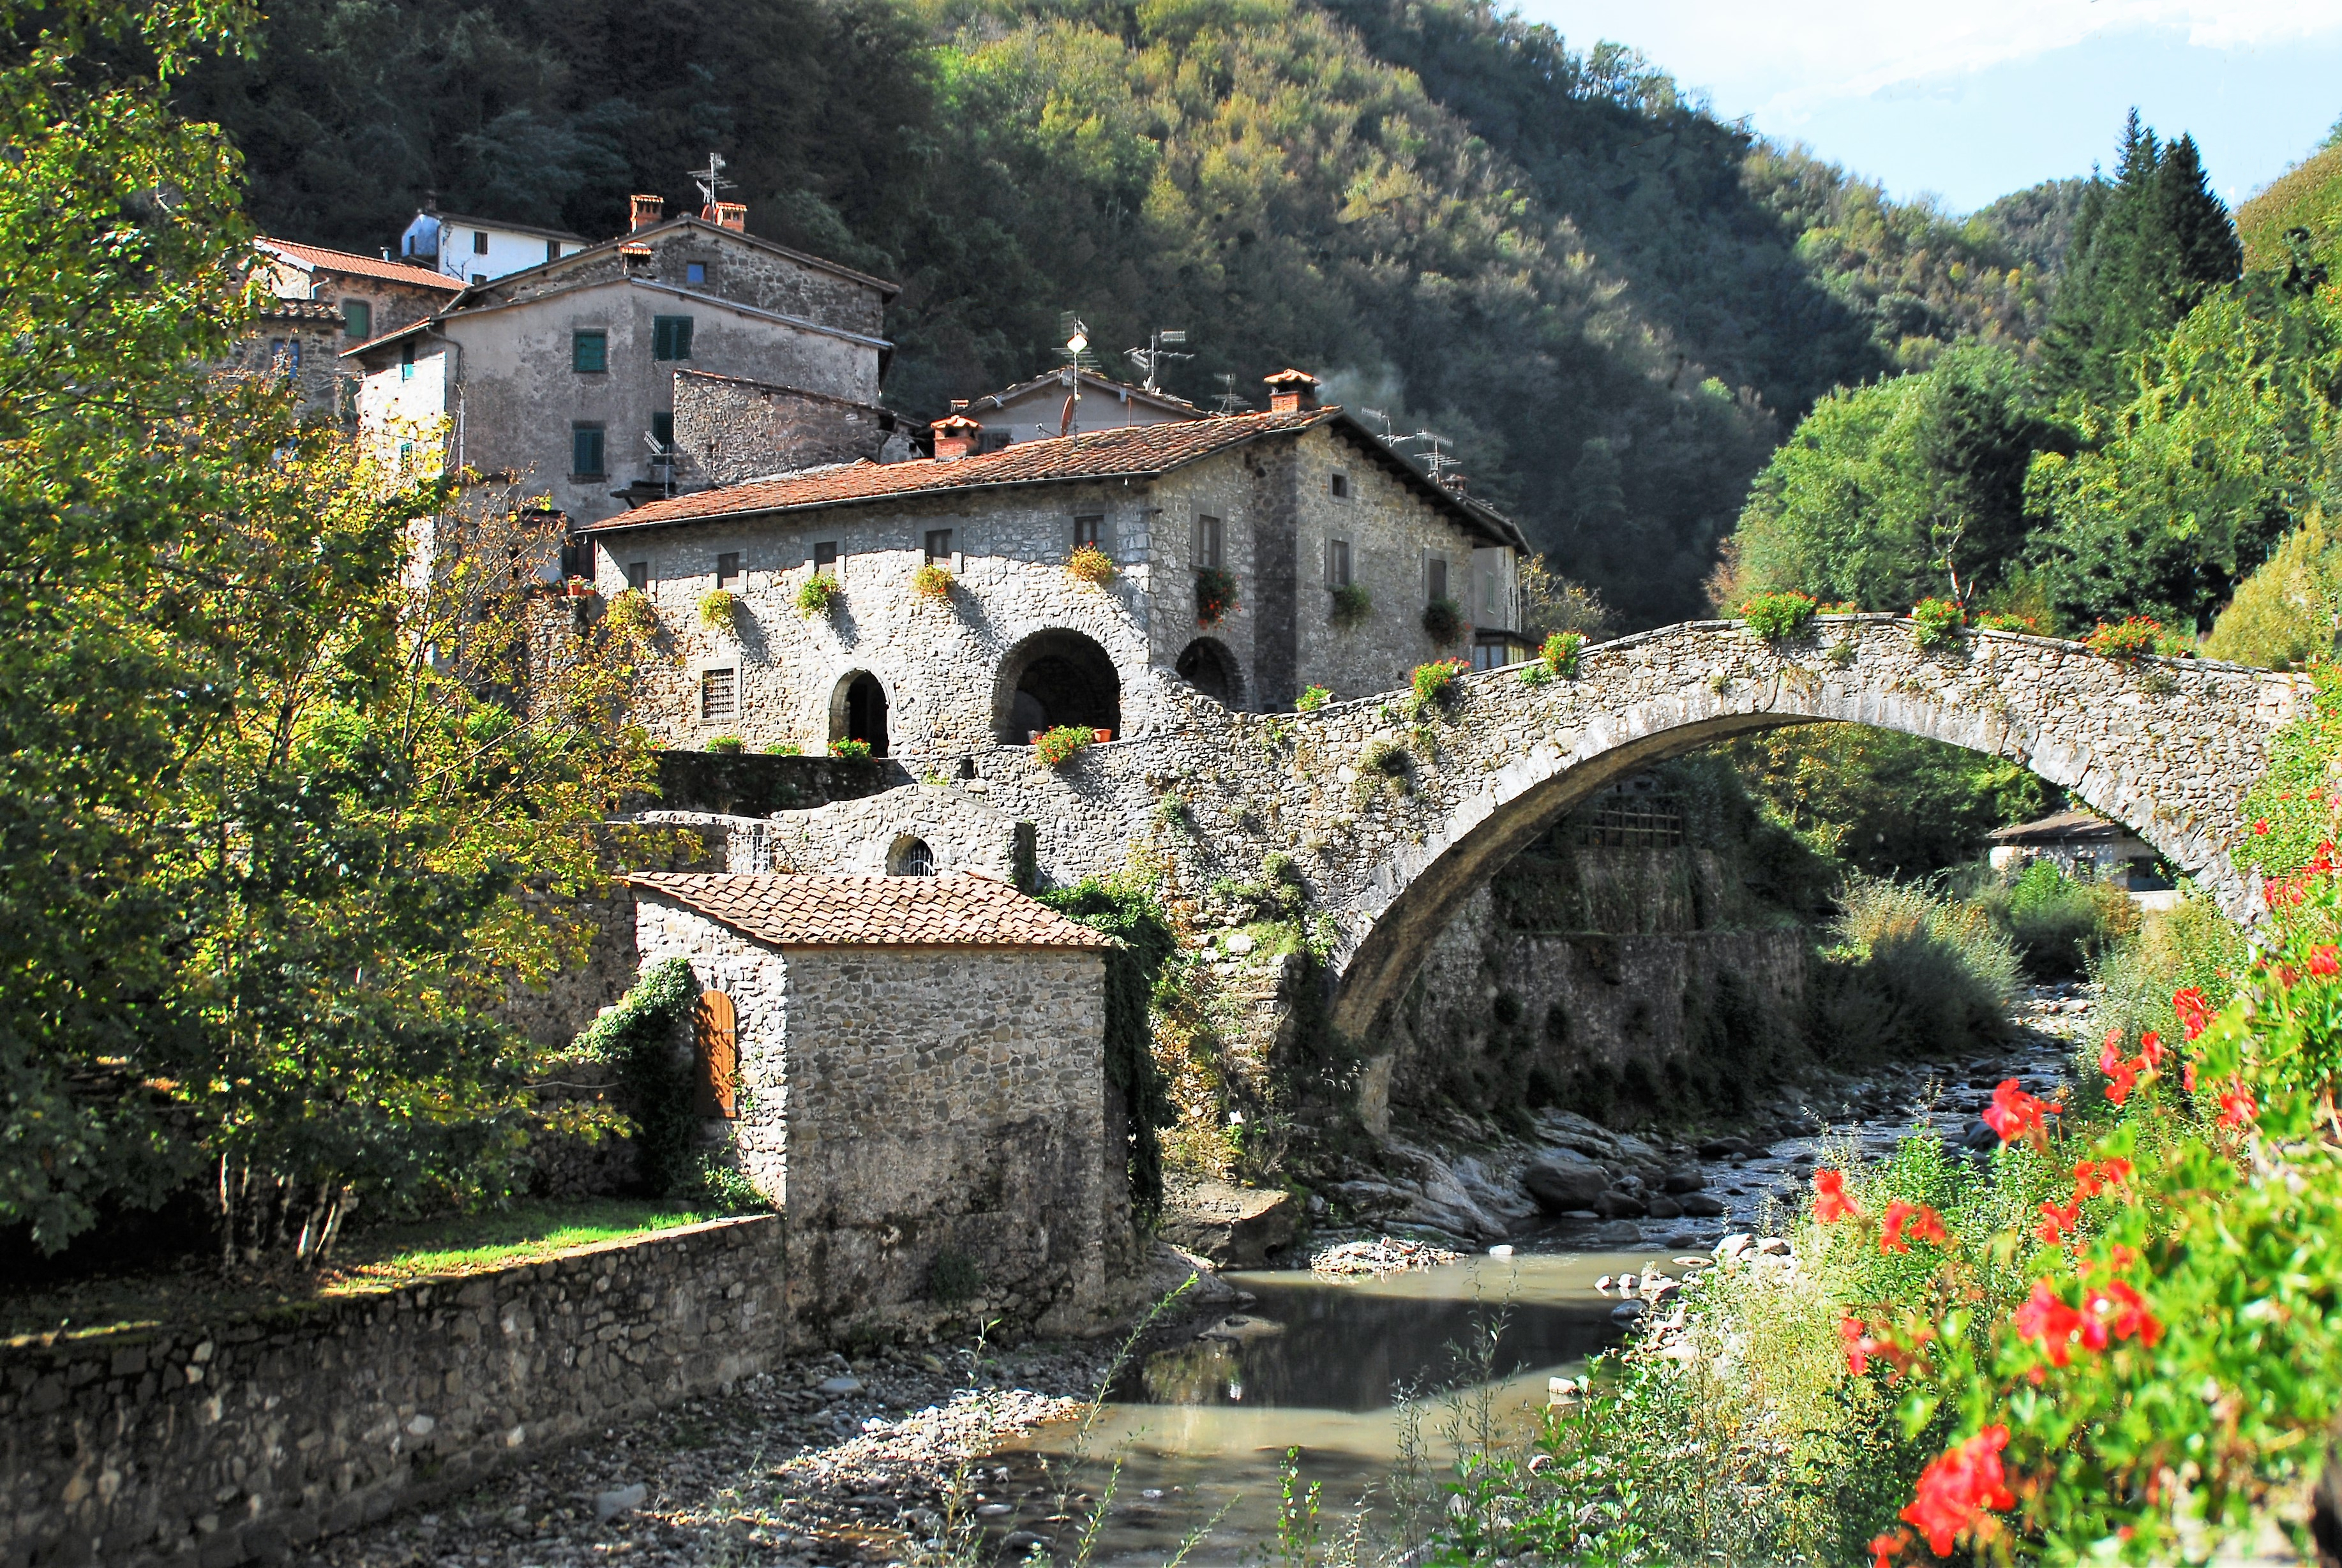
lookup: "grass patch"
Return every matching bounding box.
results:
[3,1199,724,1341]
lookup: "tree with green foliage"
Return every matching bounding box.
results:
[1722,346,2065,613]
[3,0,656,1262]
[1726,728,2051,879]
[2040,113,2243,407]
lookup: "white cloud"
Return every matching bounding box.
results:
[1525,1,2342,122]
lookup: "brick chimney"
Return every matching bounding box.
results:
[1263,368,1321,414]
[710,201,747,231]
[931,413,983,461]
[629,194,665,232]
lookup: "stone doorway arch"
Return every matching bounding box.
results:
[1175,636,1243,708]
[829,670,890,756]
[995,630,1121,743]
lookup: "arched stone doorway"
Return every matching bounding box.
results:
[995,631,1121,743]
[829,670,890,757]
[1176,637,1243,708]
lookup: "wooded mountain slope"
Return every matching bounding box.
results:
[184,0,2050,623]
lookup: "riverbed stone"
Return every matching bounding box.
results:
[1521,1151,1610,1213]
[1159,1180,1297,1267]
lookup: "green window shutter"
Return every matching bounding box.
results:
[573,331,607,373]
[342,300,371,340]
[653,315,693,361]
[573,425,604,476]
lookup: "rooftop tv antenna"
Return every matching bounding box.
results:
[1054,315,1093,435]
[1396,428,1459,484]
[1125,328,1191,394]
[1359,406,1396,441]
[691,151,736,211]
[1208,373,1252,416]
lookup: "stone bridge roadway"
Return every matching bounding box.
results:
[689,615,2306,1038]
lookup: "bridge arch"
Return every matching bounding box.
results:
[1316,616,2300,1036]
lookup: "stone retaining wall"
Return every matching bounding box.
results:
[1,1216,784,1568]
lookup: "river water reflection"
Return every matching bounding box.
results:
[1000,1250,1663,1565]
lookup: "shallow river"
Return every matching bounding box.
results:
[998,1250,1660,1566]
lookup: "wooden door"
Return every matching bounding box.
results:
[693,990,738,1118]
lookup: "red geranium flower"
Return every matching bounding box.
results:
[1898,1426,2015,1556]
[2035,1197,2083,1244]
[1881,1198,1948,1253]
[1982,1080,2054,1145]
[2138,1030,2165,1070]
[2101,1055,2141,1107]
[2085,1280,2165,1347]
[1813,1167,1862,1223]
[2172,989,2212,1041]
[2184,1061,2198,1094]
[2219,1082,2258,1128]
[1840,1315,1882,1374]
[2314,945,2341,978]
[2072,1158,2133,1198]
[2015,1281,2086,1366]
[2253,819,2271,835]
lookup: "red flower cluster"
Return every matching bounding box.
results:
[2034,1198,2083,1244]
[2314,945,2341,978]
[2172,988,2212,1041]
[1981,1080,2057,1146]
[2015,1277,2164,1368]
[1880,1199,1948,1253]
[1840,1315,1884,1375]
[2098,1029,2170,1108]
[1898,1426,2015,1555]
[2219,1082,2259,1129]
[1813,1167,1863,1223]
[2071,1157,2133,1198]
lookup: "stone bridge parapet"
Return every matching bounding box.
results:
[644,616,2304,1035]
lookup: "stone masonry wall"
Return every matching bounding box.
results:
[1,1217,784,1568]
[629,895,1112,1343]
[671,370,904,485]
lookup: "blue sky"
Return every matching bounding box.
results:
[1509,3,2342,214]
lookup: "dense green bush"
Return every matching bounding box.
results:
[1975,858,2140,977]
[1811,877,2021,1061]
[1038,876,1176,1221]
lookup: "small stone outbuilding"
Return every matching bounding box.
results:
[1988,808,2167,888]
[623,870,1116,1341]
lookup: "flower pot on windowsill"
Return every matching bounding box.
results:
[563,578,597,599]
[1029,730,1044,745]
[1093,728,1113,743]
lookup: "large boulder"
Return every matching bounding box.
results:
[1160,1180,1298,1267]
[1522,1150,1612,1214]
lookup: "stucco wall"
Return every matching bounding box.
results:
[1,1218,784,1568]
[629,895,1113,1342]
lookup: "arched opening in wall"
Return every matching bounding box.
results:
[829,670,890,757]
[1175,637,1243,708]
[693,990,738,1118]
[888,836,936,876]
[993,630,1120,743]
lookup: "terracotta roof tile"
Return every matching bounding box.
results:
[258,238,465,292]
[624,871,1117,950]
[582,409,1332,532]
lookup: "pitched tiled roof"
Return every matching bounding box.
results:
[1988,809,2128,843]
[258,239,465,292]
[583,408,1334,533]
[624,871,1117,949]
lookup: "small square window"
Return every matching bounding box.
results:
[813,541,839,570]
[1326,537,1352,588]
[700,667,737,721]
[686,261,707,285]
[342,299,372,340]
[653,315,694,361]
[1194,515,1223,569]
[470,273,487,285]
[572,330,607,373]
[1074,515,1103,548]
[1330,472,1349,498]
[716,551,742,587]
[924,528,953,562]
[571,423,606,477]
[626,560,650,592]
[472,230,489,255]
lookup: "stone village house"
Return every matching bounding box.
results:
[624,870,1120,1339]
[221,239,462,425]
[574,371,1531,758]
[344,193,905,529]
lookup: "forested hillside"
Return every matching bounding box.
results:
[179,0,2048,625]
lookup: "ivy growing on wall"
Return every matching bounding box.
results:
[1040,878,1177,1222]
[575,957,712,1202]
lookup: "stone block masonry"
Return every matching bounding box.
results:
[1,1216,784,1568]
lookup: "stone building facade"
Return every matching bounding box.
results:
[225,241,461,426]
[345,197,896,527]
[578,385,1527,755]
[624,872,1117,1341]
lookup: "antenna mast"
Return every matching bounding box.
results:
[690,151,735,214]
[1208,373,1252,417]
[1124,328,1191,394]
[1395,428,1459,484]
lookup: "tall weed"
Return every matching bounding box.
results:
[1811,877,2021,1061]
[1974,858,2140,977]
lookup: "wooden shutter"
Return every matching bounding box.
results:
[693,990,738,1117]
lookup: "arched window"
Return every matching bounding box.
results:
[992,630,1122,742]
[828,670,890,756]
[889,837,936,876]
[693,990,738,1118]
[1176,637,1243,707]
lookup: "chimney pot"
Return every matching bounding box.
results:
[931,413,984,461]
[1263,367,1321,414]
[629,194,666,232]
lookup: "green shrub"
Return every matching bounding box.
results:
[704,735,744,754]
[1976,858,2140,978]
[764,742,802,756]
[1518,661,1551,685]
[697,588,739,632]
[1542,629,1586,676]
[1422,596,1464,642]
[1410,657,1468,714]
[1738,589,1819,641]
[1351,737,1412,805]
[1909,596,1965,649]
[827,738,872,760]
[1295,683,1332,712]
[2204,513,2342,669]
[1811,877,2020,1061]
[575,958,701,1198]
[1328,582,1372,626]
[1195,566,1238,626]
[1037,876,1178,1220]
[605,588,656,634]
[1033,724,1092,767]
[795,572,841,615]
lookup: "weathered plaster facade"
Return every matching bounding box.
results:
[629,884,1114,1341]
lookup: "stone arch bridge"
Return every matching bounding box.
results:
[665,615,2305,1038]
